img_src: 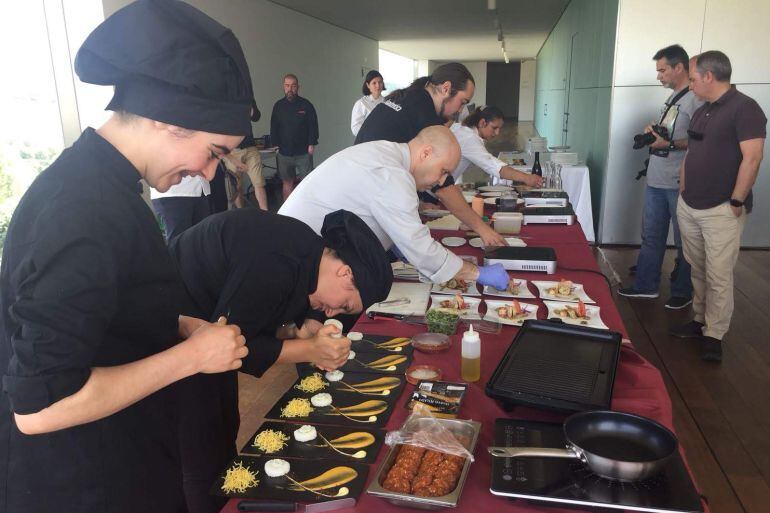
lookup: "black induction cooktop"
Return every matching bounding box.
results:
[490,419,703,513]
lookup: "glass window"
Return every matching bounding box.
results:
[0,1,64,251]
[378,49,417,93]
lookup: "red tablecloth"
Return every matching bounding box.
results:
[222,223,679,513]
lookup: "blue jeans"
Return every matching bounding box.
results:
[634,186,692,298]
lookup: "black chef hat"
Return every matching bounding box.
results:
[321,210,393,311]
[74,0,253,136]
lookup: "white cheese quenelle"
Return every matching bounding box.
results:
[293,424,317,442]
[264,458,291,477]
[346,331,363,341]
[310,392,333,408]
[348,350,356,360]
[324,319,344,339]
[325,370,344,382]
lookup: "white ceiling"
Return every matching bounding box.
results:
[267,0,570,61]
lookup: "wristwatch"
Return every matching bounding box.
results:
[730,198,744,208]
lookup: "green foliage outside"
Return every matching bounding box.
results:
[0,144,59,253]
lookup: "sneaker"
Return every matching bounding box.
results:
[665,296,693,310]
[629,265,637,275]
[670,320,703,339]
[618,287,659,299]
[700,336,722,362]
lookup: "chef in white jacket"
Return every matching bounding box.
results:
[420,107,543,247]
[279,125,509,289]
[350,70,385,136]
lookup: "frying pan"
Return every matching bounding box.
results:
[488,410,677,482]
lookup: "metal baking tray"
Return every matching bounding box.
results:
[366,417,481,509]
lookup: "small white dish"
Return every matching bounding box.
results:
[431,279,481,296]
[420,209,451,218]
[441,236,466,248]
[469,237,527,248]
[543,300,608,330]
[484,300,539,326]
[482,278,536,299]
[532,280,596,304]
[478,185,514,193]
[480,191,503,197]
[430,294,482,320]
[462,192,476,203]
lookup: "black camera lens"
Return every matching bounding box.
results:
[633,132,656,149]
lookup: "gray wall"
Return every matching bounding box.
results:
[535,0,619,236]
[601,0,770,247]
[486,62,521,119]
[101,0,379,164]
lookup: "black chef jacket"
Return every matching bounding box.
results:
[355,88,443,144]
[168,209,323,513]
[270,96,319,156]
[0,128,186,512]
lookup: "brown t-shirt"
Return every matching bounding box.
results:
[682,87,766,211]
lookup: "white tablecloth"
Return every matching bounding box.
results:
[494,153,595,242]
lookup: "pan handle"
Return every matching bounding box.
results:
[488,446,583,460]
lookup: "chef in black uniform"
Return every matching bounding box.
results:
[0,1,252,512]
[169,208,392,512]
[355,62,506,247]
[355,62,475,145]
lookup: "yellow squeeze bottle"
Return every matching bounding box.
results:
[461,324,481,382]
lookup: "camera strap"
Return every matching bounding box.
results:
[659,87,690,125]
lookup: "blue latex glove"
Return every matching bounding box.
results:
[476,263,509,290]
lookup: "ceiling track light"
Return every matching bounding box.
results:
[488,0,496,10]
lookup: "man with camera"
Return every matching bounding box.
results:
[672,51,765,362]
[619,45,702,309]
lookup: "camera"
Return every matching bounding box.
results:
[633,125,669,149]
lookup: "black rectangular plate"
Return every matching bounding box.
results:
[296,350,412,375]
[349,334,414,355]
[240,420,385,464]
[266,387,399,429]
[212,455,368,501]
[292,369,407,401]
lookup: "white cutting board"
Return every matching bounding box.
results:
[365,282,432,316]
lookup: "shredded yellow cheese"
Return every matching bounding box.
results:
[221,461,259,493]
[281,397,314,418]
[295,372,329,393]
[252,429,290,453]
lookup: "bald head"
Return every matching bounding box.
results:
[412,125,460,161]
[407,125,461,191]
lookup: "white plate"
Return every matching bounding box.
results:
[484,197,523,206]
[484,300,539,326]
[469,237,527,248]
[431,279,481,296]
[462,192,476,203]
[532,280,596,304]
[543,300,608,330]
[420,209,451,218]
[482,278,536,299]
[478,185,513,193]
[441,236,466,247]
[430,294,482,319]
[480,191,503,197]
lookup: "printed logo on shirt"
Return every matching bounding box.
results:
[384,100,402,112]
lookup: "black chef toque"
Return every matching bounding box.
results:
[321,210,393,310]
[74,0,253,136]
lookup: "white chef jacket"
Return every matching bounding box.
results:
[449,123,508,182]
[150,175,210,199]
[278,140,464,283]
[350,95,384,136]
